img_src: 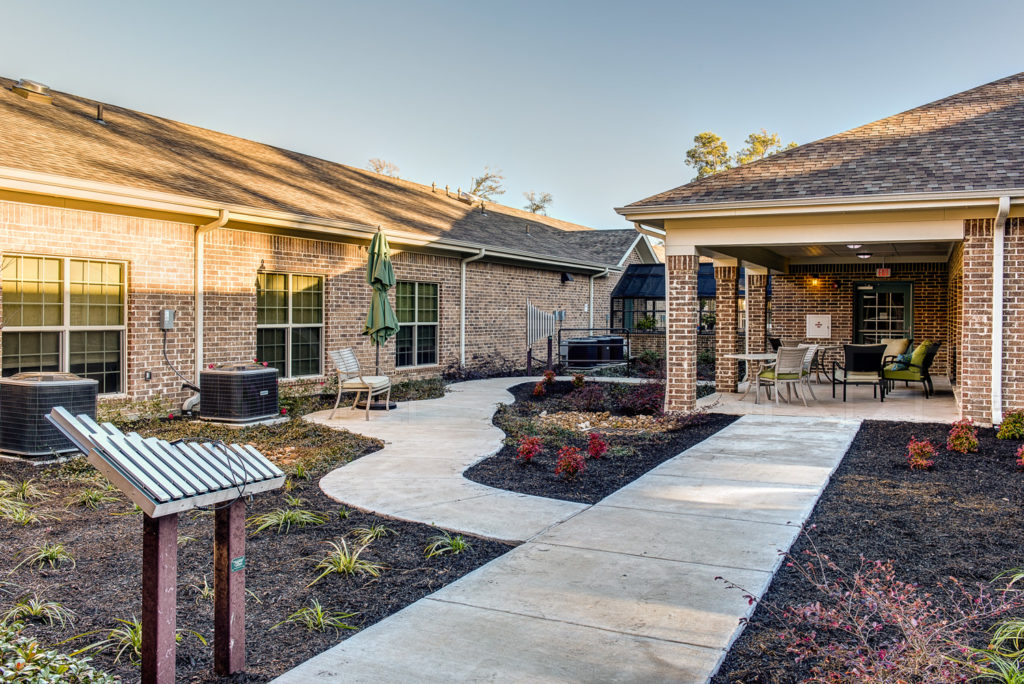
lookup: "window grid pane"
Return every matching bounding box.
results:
[396,281,438,367]
[69,330,121,393]
[256,328,286,377]
[417,284,438,323]
[257,273,288,325]
[416,325,437,365]
[395,282,415,324]
[395,327,414,368]
[70,258,124,326]
[1,255,63,327]
[291,327,321,377]
[1,332,61,376]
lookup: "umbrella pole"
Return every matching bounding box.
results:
[375,343,381,376]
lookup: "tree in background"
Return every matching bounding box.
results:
[469,167,505,199]
[685,130,797,179]
[523,191,553,214]
[734,129,798,165]
[685,132,732,179]
[367,158,400,177]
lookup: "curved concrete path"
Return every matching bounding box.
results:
[305,376,591,542]
[275,380,862,683]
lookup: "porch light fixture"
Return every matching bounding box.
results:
[810,276,821,287]
[561,272,574,283]
[846,244,862,249]
[857,252,872,259]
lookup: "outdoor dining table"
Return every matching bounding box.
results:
[722,352,778,400]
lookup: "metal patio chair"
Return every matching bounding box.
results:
[757,346,809,406]
[329,348,391,421]
[832,344,887,402]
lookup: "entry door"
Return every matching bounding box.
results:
[855,282,912,343]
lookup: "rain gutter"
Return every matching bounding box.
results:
[195,209,229,382]
[992,196,1010,424]
[460,249,486,365]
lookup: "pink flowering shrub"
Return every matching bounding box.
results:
[946,418,979,453]
[516,436,543,464]
[554,446,585,480]
[907,436,936,470]
[1016,444,1024,470]
[543,369,556,385]
[587,432,608,459]
[532,381,546,397]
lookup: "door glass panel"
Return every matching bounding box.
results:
[856,283,912,343]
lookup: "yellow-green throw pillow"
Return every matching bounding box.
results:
[909,341,931,369]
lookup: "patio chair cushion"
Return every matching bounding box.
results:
[341,376,390,390]
[834,370,881,383]
[884,367,924,382]
[881,338,910,361]
[758,368,801,380]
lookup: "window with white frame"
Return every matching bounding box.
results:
[395,281,437,367]
[1,254,126,394]
[256,272,323,377]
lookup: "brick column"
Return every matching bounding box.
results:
[959,219,993,423]
[746,273,768,353]
[666,254,699,413]
[714,266,738,392]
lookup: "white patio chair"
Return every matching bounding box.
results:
[799,344,819,399]
[329,348,391,421]
[756,346,809,406]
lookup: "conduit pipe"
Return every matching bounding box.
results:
[991,197,1010,424]
[195,209,229,383]
[589,268,610,328]
[460,248,486,366]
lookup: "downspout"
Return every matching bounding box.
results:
[194,209,229,383]
[743,267,750,355]
[991,196,1010,424]
[460,248,486,366]
[589,268,610,328]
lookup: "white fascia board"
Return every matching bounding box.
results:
[0,165,617,273]
[616,189,1024,221]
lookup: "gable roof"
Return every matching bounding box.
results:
[623,72,1024,210]
[559,229,647,266]
[0,76,634,269]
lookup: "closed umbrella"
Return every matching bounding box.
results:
[362,227,399,377]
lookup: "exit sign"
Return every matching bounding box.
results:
[876,267,891,278]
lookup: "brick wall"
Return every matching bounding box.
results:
[746,274,768,354]
[960,219,994,422]
[771,263,949,375]
[1,199,637,404]
[1000,219,1024,417]
[665,254,698,412]
[947,241,963,386]
[713,266,738,392]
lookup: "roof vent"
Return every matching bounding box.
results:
[11,78,53,103]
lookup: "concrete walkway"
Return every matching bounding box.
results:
[275,380,861,683]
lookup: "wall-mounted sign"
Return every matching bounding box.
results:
[806,314,832,339]
[876,267,891,278]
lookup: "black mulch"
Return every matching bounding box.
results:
[463,380,738,504]
[712,419,1024,683]
[0,458,511,683]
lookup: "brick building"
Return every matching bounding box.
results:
[0,77,658,405]
[617,72,1024,424]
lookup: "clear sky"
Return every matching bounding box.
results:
[3,0,1023,229]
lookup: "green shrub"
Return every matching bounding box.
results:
[998,411,1024,440]
[0,621,116,683]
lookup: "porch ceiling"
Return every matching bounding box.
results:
[704,240,957,270]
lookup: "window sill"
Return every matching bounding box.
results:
[395,363,439,371]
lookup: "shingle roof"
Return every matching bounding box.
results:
[0,77,633,268]
[559,229,641,266]
[626,72,1024,209]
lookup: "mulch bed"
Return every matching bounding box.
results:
[712,420,1024,683]
[464,380,737,504]
[0,420,511,683]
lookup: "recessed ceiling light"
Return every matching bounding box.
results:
[857,252,872,259]
[847,244,862,249]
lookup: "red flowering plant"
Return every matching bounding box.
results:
[907,436,936,470]
[587,432,608,459]
[516,436,543,464]
[554,446,585,480]
[1016,444,1024,470]
[715,530,1024,683]
[532,381,547,397]
[946,418,979,453]
[543,369,556,385]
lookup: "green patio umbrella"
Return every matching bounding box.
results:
[362,227,400,376]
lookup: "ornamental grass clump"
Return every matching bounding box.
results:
[587,432,608,459]
[515,436,543,464]
[998,410,1024,439]
[946,418,979,453]
[555,446,586,480]
[907,436,936,470]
